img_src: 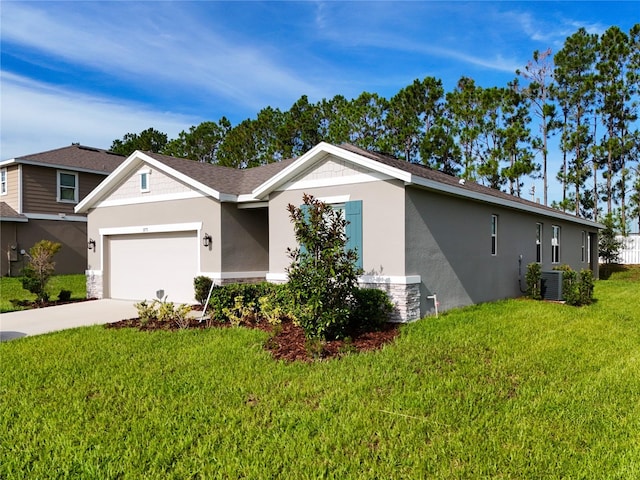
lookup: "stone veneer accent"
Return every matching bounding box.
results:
[358,281,421,323]
[86,270,104,299]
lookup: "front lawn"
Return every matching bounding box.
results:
[1,267,639,478]
[0,274,86,312]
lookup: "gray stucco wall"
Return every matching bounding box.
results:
[405,187,599,317]
[86,196,221,274]
[267,179,406,276]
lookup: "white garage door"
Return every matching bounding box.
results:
[107,231,198,303]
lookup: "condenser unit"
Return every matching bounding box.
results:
[541,271,563,301]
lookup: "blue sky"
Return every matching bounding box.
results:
[1,1,637,203]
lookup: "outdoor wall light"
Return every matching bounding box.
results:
[88,238,96,251]
[202,234,212,248]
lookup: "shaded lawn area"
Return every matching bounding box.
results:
[0,274,86,312]
[1,267,639,478]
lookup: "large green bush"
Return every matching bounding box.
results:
[286,194,362,340]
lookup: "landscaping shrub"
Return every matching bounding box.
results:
[21,240,62,304]
[57,289,72,302]
[208,282,293,323]
[578,269,595,306]
[525,262,542,300]
[349,288,393,332]
[286,194,362,340]
[551,264,595,306]
[193,276,213,305]
[134,299,192,328]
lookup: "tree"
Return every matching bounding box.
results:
[110,128,168,156]
[596,26,636,227]
[553,28,598,217]
[383,77,444,162]
[599,213,624,274]
[345,92,389,151]
[518,48,558,205]
[21,240,62,303]
[163,118,231,163]
[286,194,361,340]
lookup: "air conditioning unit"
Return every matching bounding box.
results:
[541,271,563,301]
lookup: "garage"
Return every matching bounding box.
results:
[107,231,198,303]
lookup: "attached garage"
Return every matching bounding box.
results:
[106,230,198,303]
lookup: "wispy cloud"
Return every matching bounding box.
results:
[1,2,325,111]
[0,72,195,160]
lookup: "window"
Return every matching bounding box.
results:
[57,171,78,203]
[491,215,498,255]
[299,199,363,270]
[0,168,6,195]
[140,170,150,192]
[551,225,560,263]
[536,223,543,263]
[581,231,587,262]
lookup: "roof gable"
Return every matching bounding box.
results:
[75,150,296,213]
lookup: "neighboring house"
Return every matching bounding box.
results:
[0,145,125,276]
[76,142,602,321]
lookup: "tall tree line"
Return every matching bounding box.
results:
[111,24,639,230]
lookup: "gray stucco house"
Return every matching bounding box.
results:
[76,142,602,321]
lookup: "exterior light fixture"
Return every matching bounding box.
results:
[202,234,212,248]
[88,238,96,251]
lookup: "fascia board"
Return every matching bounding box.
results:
[409,175,604,229]
[251,142,411,199]
[75,151,225,213]
[1,158,112,175]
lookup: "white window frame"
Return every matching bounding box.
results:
[491,214,498,256]
[536,223,543,263]
[581,231,587,262]
[139,169,151,193]
[0,168,7,195]
[551,225,560,264]
[57,170,79,203]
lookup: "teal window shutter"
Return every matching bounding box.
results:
[345,200,363,270]
[299,204,310,255]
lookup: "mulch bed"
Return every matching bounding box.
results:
[10,298,98,309]
[106,317,400,362]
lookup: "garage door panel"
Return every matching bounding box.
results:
[108,232,197,303]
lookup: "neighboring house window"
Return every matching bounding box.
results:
[581,231,587,262]
[491,214,498,255]
[57,171,78,203]
[0,168,6,195]
[551,225,560,263]
[140,170,150,192]
[536,223,543,263]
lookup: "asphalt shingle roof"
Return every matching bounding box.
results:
[0,202,27,221]
[14,144,125,174]
[144,152,297,195]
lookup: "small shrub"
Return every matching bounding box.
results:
[578,269,595,305]
[222,295,256,326]
[21,240,62,303]
[58,290,72,302]
[208,282,294,323]
[350,288,393,332]
[194,276,213,305]
[135,300,157,325]
[172,304,194,329]
[525,263,542,300]
[562,269,580,306]
[258,295,284,325]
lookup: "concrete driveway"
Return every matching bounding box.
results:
[0,299,138,342]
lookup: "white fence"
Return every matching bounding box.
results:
[617,235,640,265]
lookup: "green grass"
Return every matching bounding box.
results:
[1,267,639,479]
[0,274,86,312]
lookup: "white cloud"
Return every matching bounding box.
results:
[1,2,325,112]
[0,73,197,160]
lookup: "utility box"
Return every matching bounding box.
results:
[541,271,563,301]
